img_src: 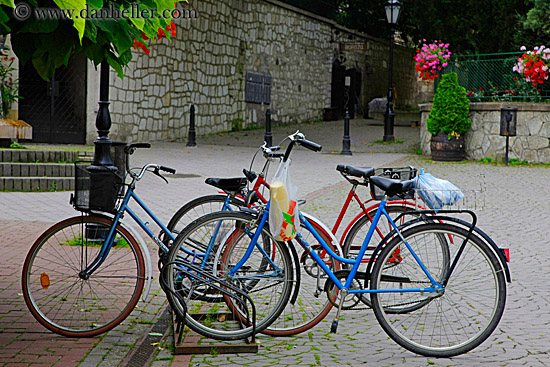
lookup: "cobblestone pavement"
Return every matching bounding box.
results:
[0,119,548,366]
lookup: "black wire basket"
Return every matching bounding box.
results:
[370,166,417,200]
[72,142,127,213]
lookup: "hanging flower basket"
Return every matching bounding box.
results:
[414,40,452,82]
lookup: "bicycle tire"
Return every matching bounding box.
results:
[165,211,293,340]
[370,223,506,357]
[22,216,145,337]
[251,218,341,336]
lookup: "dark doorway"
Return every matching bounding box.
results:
[19,54,87,144]
[331,59,362,119]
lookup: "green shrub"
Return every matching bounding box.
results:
[427,72,471,137]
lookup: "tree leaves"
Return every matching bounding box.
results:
[0,0,184,80]
[54,0,86,42]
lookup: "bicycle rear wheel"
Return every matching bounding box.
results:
[370,223,506,357]
[22,216,145,337]
[165,211,293,340]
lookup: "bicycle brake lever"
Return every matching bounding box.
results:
[153,167,169,184]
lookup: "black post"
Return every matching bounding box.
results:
[264,109,272,147]
[187,104,196,147]
[89,60,116,172]
[341,110,352,155]
[383,27,396,142]
[505,136,509,166]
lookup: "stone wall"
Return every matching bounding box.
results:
[420,102,550,163]
[101,0,418,144]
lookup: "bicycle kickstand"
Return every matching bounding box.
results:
[330,288,348,333]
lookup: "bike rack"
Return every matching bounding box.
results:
[160,260,259,355]
[172,314,258,355]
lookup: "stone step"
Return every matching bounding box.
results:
[0,163,75,178]
[0,149,79,163]
[0,177,74,192]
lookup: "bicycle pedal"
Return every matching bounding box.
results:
[330,319,339,333]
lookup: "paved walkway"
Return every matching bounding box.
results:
[0,118,548,366]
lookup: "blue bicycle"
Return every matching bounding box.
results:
[164,133,510,356]
[21,143,269,338]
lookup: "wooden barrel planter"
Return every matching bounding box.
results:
[430,131,465,161]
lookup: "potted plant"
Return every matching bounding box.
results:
[427,72,471,161]
[0,55,20,119]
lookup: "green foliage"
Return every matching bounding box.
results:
[516,0,550,48]
[404,0,531,53]
[427,72,471,137]
[478,157,493,163]
[281,0,532,54]
[9,141,26,149]
[0,56,21,117]
[0,0,182,80]
[372,139,404,145]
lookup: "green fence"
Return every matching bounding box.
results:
[436,52,550,101]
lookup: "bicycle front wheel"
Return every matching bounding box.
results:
[22,216,145,337]
[165,211,293,340]
[370,223,506,357]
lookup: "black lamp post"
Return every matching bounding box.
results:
[383,0,401,142]
[88,60,116,172]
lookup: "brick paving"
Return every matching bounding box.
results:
[0,119,547,366]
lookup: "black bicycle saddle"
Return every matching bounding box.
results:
[369,176,415,197]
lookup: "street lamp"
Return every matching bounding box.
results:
[383,0,401,142]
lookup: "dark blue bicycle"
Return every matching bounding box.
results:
[164,133,510,356]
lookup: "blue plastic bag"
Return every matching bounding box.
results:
[413,169,464,210]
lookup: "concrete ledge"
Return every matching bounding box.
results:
[419,102,550,162]
[0,150,78,163]
[0,177,74,192]
[0,119,32,140]
[0,163,75,177]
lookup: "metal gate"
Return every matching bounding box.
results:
[18,54,87,144]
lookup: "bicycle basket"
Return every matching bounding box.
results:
[73,164,123,213]
[370,166,417,200]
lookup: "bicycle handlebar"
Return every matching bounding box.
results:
[124,143,151,154]
[298,139,322,152]
[159,165,176,174]
[282,131,322,162]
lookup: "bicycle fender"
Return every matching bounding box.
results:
[286,240,301,305]
[364,215,511,284]
[432,216,512,283]
[301,211,343,256]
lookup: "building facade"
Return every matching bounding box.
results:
[14,0,421,144]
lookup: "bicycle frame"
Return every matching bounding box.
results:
[227,198,443,295]
[83,185,207,276]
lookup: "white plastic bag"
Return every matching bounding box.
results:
[269,159,299,241]
[413,169,464,210]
